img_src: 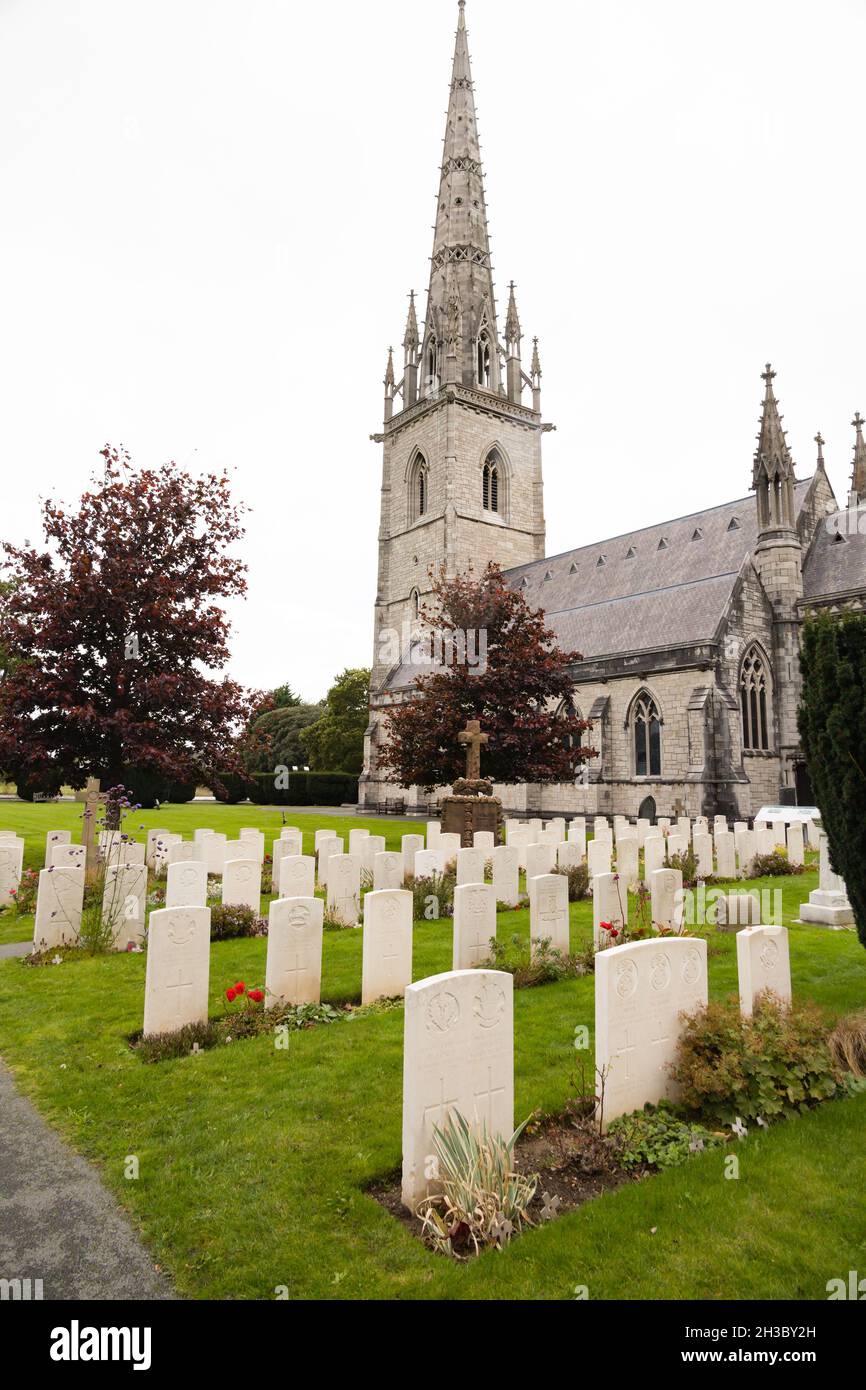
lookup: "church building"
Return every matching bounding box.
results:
[360,1,866,822]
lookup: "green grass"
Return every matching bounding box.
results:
[0,803,864,1300]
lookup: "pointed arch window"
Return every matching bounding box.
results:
[740,646,771,751]
[425,339,439,396]
[409,454,429,523]
[632,690,662,777]
[482,451,500,514]
[477,331,491,388]
[409,587,420,620]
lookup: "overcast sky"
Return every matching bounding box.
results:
[1,0,864,700]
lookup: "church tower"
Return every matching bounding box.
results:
[367,0,549,705]
[750,364,804,794]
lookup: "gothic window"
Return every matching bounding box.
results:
[477,331,491,388]
[409,587,420,620]
[425,340,439,395]
[740,645,771,751]
[632,690,662,777]
[409,454,429,523]
[482,452,500,513]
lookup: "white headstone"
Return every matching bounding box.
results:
[277,829,303,857]
[362,889,413,1004]
[596,937,708,1126]
[714,831,737,880]
[143,906,211,1037]
[666,833,688,862]
[616,837,639,890]
[587,838,611,879]
[317,835,345,887]
[718,891,761,929]
[473,830,495,853]
[166,860,208,909]
[265,897,323,1006]
[373,850,404,891]
[529,873,569,952]
[456,846,486,885]
[278,853,316,899]
[222,858,262,913]
[593,871,627,946]
[692,831,713,879]
[491,845,519,908]
[0,842,23,905]
[45,830,71,866]
[438,832,461,864]
[315,828,338,852]
[644,835,665,879]
[426,821,442,848]
[736,925,792,1016]
[49,843,86,871]
[414,848,445,880]
[567,825,587,860]
[787,822,805,868]
[772,819,788,850]
[238,828,265,861]
[103,863,147,950]
[526,842,556,880]
[452,882,496,969]
[650,867,684,933]
[33,867,84,950]
[360,835,386,874]
[326,852,361,925]
[735,828,756,877]
[402,834,425,878]
[146,828,171,869]
[202,832,227,877]
[401,969,514,1209]
[349,828,371,855]
[557,840,582,872]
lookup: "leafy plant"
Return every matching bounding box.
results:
[411,869,455,921]
[673,993,846,1126]
[607,1100,721,1170]
[417,1110,537,1258]
[481,933,591,988]
[10,867,38,916]
[553,861,590,901]
[752,850,803,877]
[209,903,264,941]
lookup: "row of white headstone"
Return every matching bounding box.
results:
[400,922,793,1210]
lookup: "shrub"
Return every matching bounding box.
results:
[211,770,254,804]
[668,846,701,887]
[14,770,63,802]
[209,903,265,941]
[481,934,591,988]
[554,861,590,901]
[607,1100,721,1171]
[417,1111,537,1257]
[673,993,846,1126]
[10,868,38,916]
[247,770,358,807]
[752,850,803,877]
[411,869,454,921]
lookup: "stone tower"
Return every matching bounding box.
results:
[750,364,804,795]
[367,0,549,704]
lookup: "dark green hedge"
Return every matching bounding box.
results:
[247,770,358,807]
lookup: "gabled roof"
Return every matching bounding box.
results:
[503,482,812,661]
[802,506,866,601]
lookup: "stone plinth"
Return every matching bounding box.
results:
[440,779,502,849]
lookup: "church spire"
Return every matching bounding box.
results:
[504,282,522,403]
[752,363,796,534]
[850,411,866,504]
[423,1,500,394]
[383,347,395,421]
[403,292,419,408]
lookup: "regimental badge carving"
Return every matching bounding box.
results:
[615,958,638,999]
[682,947,702,986]
[235,865,253,883]
[288,905,310,931]
[167,914,197,946]
[180,867,198,886]
[468,888,487,916]
[650,952,672,992]
[425,990,460,1033]
[759,939,779,971]
[473,978,506,1029]
[383,897,398,920]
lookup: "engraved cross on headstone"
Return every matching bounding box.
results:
[473,1065,506,1127]
[457,719,488,780]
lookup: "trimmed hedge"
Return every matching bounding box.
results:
[247,770,358,806]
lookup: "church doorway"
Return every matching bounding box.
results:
[638,795,657,822]
[794,762,814,807]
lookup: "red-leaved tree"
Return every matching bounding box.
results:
[0,446,264,800]
[379,563,595,790]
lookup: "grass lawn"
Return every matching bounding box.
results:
[1,803,865,1300]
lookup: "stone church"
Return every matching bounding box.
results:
[360,1,866,822]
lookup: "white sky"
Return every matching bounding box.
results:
[1,0,864,701]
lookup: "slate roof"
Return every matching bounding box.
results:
[502,482,812,661]
[384,481,816,689]
[802,506,866,600]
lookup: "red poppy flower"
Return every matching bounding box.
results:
[249,989,264,1003]
[226,987,236,1002]
[235,981,245,993]
[600,921,613,931]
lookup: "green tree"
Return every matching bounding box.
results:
[799,611,866,949]
[302,668,370,775]
[269,683,302,709]
[244,702,324,774]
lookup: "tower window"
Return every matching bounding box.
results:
[740,645,771,751]
[632,690,662,777]
[409,454,429,523]
[410,587,420,620]
[482,455,500,513]
[477,332,491,388]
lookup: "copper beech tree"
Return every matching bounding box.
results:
[0,446,265,800]
[379,563,595,791]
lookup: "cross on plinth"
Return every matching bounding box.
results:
[457,719,488,780]
[74,777,102,882]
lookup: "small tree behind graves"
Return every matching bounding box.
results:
[799,612,866,949]
[380,563,594,790]
[0,445,262,798]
